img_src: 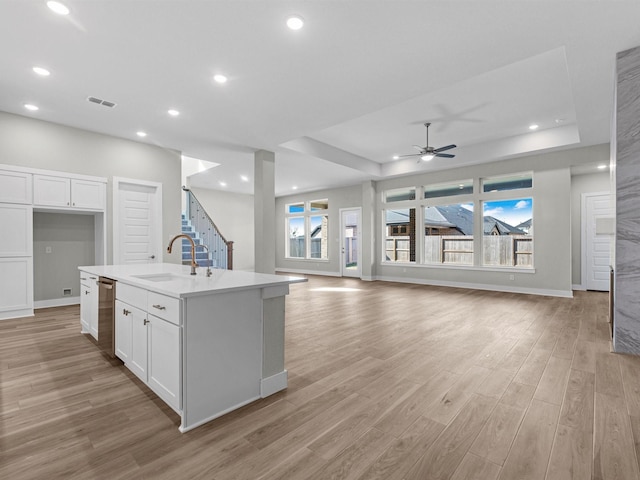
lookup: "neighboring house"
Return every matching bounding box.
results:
[516,218,533,234]
[388,206,527,236]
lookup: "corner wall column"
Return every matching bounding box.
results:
[254,150,276,274]
[613,45,640,354]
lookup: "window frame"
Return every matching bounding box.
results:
[285,199,330,261]
[380,171,534,270]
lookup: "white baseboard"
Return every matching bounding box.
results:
[34,296,80,309]
[261,370,288,398]
[572,284,586,291]
[0,308,34,321]
[275,268,341,277]
[375,275,574,298]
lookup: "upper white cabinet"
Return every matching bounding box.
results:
[0,170,32,204]
[33,175,105,211]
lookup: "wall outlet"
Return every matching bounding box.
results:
[45,246,52,254]
[509,274,515,281]
[63,288,72,296]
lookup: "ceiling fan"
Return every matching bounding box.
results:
[396,122,457,162]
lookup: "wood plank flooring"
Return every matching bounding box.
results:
[1,276,640,479]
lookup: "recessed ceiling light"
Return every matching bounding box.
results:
[392,155,399,160]
[597,164,608,170]
[167,109,180,116]
[136,131,147,137]
[213,74,228,84]
[47,1,70,15]
[555,118,565,124]
[24,103,39,111]
[32,66,50,76]
[219,181,227,187]
[240,175,249,182]
[292,186,298,190]
[529,124,539,130]
[286,15,305,30]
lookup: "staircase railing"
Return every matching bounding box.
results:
[183,187,234,270]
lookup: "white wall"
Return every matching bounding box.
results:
[570,171,611,288]
[0,111,182,264]
[189,187,255,271]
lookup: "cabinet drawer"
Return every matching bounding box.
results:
[147,292,181,325]
[116,282,148,310]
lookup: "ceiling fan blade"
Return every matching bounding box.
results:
[412,145,424,151]
[397,153,422,158]
[435,153,455,158]
[434,144,457,153]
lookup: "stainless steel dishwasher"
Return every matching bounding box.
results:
[97,277,116,358]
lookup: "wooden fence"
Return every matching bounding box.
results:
[386,235,533,266]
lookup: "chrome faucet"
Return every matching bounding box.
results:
[167,234,198,275]
[196,244,212,277]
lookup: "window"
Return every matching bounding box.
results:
[482,173,532,193]
[285,199,329,260]
[483,198,533,267]
[384,208,416,262]
[424,180,473,199]
[424,203,474,265]
[385,187,416,203]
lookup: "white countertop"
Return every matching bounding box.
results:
[79,263,306,299]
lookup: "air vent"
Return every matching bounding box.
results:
[87,96,117,108]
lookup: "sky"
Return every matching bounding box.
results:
[483,198,532,226]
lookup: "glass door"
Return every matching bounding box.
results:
[340,208,361,278]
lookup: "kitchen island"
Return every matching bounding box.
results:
[78,263,305,432]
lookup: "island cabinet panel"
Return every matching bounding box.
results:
[148,314,181,410]
[129,304,149,383]
[79,272,98,338]
[115,282,181,413]
[182,289,262,431]
[115,300,132,362]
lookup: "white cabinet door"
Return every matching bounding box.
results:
[71,179,105,210]
[148,314,181,411]
[115,300,132,363]
[0,170,32,204]
[129,304,149,382]
[0,257,33,317]
[0,204,32,256]
[33,175,71,207]
[80,279,91,333]
[88,278,99,339]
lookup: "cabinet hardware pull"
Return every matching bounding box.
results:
[80,277,87,281]
[144,319,150,325]
[123,309,130,315]
[89,276,97,280]
[152,304,166,310]
[85,290,89,295]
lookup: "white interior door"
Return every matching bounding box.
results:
[584,192,613,291]
[113,178,163,265]
[340,208,361,278]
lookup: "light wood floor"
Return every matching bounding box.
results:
[2,276,640,479]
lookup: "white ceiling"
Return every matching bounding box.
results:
[1,1,639,196]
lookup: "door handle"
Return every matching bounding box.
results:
[150,255,155,259]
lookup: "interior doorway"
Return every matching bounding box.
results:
[582,192,613,291]
[340,208,361,278]
[113,177,163,265]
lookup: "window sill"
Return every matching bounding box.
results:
[380,261,536,274]
[285,258,330,263]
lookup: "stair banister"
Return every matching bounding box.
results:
[183,187,234,270]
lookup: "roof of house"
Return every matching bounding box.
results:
[517,219,532,229]
[388,206,526,235]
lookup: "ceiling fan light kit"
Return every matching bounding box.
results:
[397,122,457,163]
